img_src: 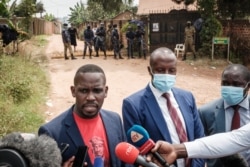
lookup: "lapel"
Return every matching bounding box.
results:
[64,108,84,147]
[100,110,116,152]
[214,99,226,132]
[63,106,92,166]
[144,85,172,142]
[171,88,193,138]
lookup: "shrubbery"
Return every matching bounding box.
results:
[0,36,49,137]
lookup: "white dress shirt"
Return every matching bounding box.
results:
[185,122,250,158]
[149,82,186,167]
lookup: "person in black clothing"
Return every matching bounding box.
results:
[94,23,107,59]
[83,25,94,59]
[68,24,78,52]
[61,23,76,60]
[111,24,123,59]
[125,26,135,59]
[135,24,145,59]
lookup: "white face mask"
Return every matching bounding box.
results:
[152,74,176,92]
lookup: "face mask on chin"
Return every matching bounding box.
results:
[152,74,176,92]
[221,85,248,106]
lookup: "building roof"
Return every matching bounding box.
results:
[137,0,197,15]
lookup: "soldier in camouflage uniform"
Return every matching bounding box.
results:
[61,23,77,60]
[182,21,196,61]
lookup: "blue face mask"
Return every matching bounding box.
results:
[152,74,176,92]
[221,86,246,106]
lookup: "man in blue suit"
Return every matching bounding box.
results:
[122,47,205,167]
[39,64,129,167]
[199,64,250,167]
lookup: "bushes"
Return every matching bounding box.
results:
[0,53,49,137]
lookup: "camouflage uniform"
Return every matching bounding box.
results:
[182,21,196,61]
[61,23,76,60]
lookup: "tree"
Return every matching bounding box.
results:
[217,0,250,20]
[88,0,133,12]
[68,2,87,26]
[14,0,36,32]
[36,1,45,18]
[44,13,55,21]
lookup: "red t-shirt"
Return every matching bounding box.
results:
[73,112,110,167]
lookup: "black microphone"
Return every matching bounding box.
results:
[0,132,62,167]
[220,153,248,167]
[115,142,159,167]
[127,125,169,167]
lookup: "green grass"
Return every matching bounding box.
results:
[0,36,49,137]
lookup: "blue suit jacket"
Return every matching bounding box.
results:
[198,97,250,167]
[122,85,205,167]
[38,105,129,167]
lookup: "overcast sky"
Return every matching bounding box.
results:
[9,0,139,18]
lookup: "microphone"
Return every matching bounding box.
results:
[127,125,169,167]
[0,132,62,167]
[93,156,104,167]
[220,153,248,167]
[115,142,159,167]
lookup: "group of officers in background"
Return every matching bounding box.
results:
[82,22,146,60]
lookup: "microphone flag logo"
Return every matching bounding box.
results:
[130,131,143,143]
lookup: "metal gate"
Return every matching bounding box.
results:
[147,9,201,52]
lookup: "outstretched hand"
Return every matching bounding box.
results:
[147,140,179,166]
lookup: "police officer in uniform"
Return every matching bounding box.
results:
[111,24,123,59]
[182,21,196,61]
[61,23,77,60]
[135,24,145,59]
[94,23,107,59]
[83,24,94,59]
[126,26,135,59]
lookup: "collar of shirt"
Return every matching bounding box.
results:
[149,82,174,99]
[224,95,249,110]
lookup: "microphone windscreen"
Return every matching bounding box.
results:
[220,153,248,167]
[127,125,149,147]
[93,156,104,167]
[115,142,139,164]
[0,132,62,167]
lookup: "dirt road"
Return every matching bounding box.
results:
[44,34,225,121]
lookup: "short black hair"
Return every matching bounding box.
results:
[223,64,250,82]
[74,64,106,84]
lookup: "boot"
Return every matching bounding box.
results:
[193,54,196,60]
[95,52,99,57]
[83,51,86,59]
[64,54,69,60]
[182,54,186,61]
[71,54,77,60]
[104,51,107,60]
[119,53,124,59]
[89,50,92,59]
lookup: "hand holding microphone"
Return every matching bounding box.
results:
[127,125,170,167]
[115,142,159,167]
